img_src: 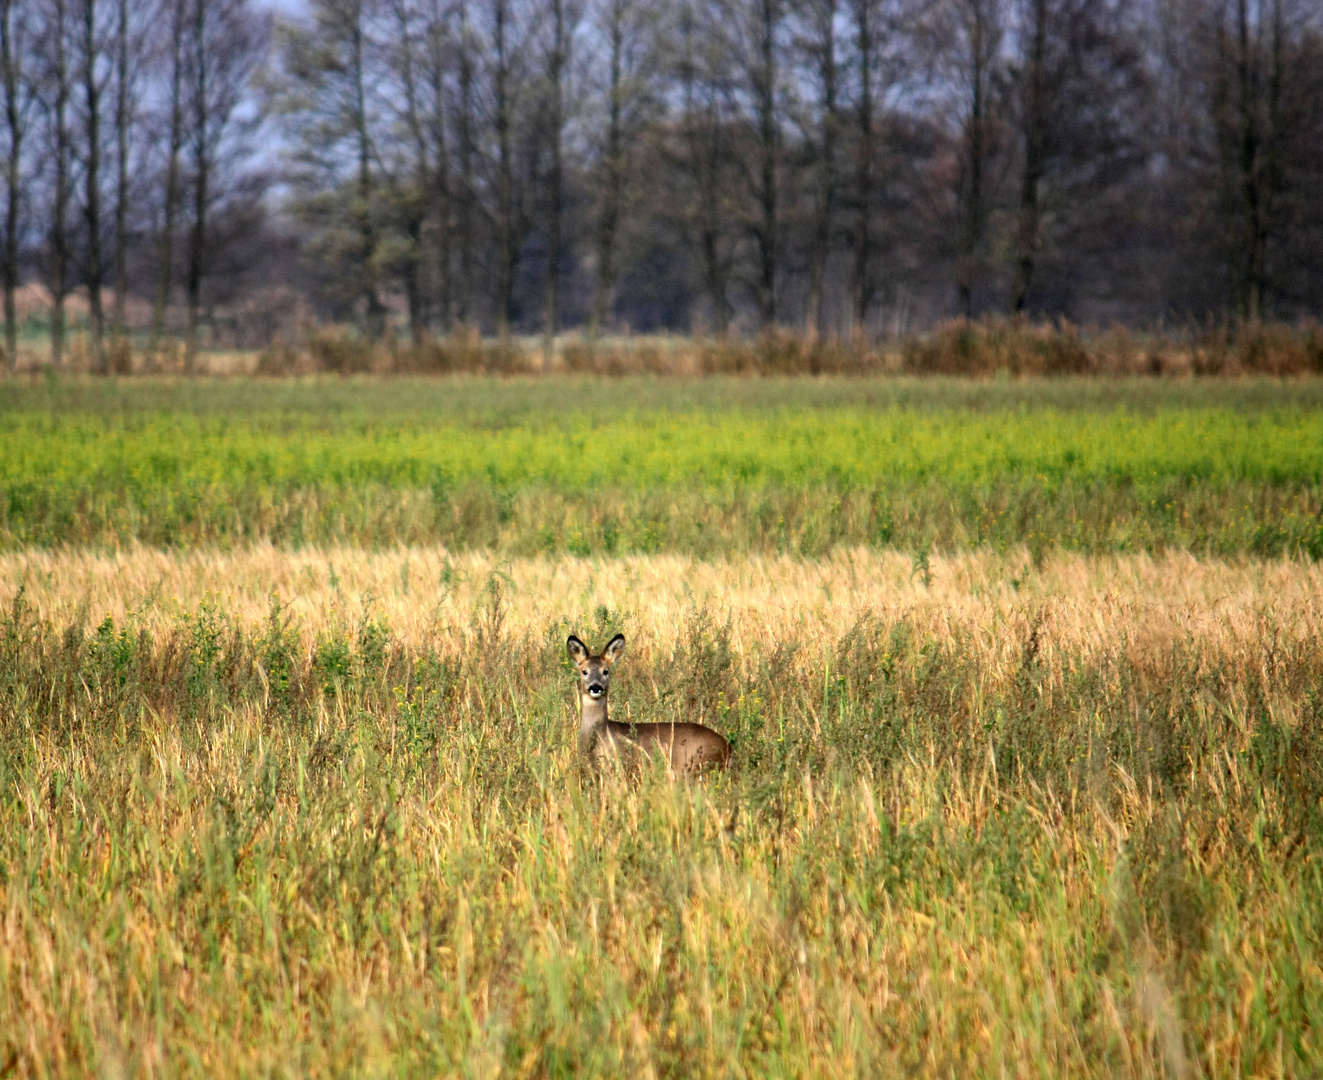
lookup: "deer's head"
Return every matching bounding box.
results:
[566,633,625,703]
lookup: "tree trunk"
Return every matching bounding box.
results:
[956,0,997,319]
[402,228,425,343]
[150,0,184,364]
[50,0,70,369]
[82,0,106,374]
[493,0,515,341]
[0,0,23,373]
[185,0,208,371]
[753,0,779,331]
[1231,0,1283,322]
[681,7,729,336]
[351,5,385,339]
[426,0,452,333]
[395,0,431,342]
[1009,0,1047,315]
[456,0,475,328]
[963,5,984,316]
[805,0,838,350]
[589,0,624,340]
[112,0,128,352]
[542,0,567,370]
[850,0,873,333]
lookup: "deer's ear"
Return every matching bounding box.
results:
[567,635,589,663]
[602,634,626,664]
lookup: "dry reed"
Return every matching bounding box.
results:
[0,547,1319,1075]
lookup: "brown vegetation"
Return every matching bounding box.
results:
[1,546,1320,1074]
[232,320,1323,378]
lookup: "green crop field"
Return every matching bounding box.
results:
[1,375,1322,556]
[1,375,1320,1078]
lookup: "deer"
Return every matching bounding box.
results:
[567,633,731,774]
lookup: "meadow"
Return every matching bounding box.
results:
[1,376,1322,557]
[0,375,1320,1077]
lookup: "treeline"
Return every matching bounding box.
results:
[1,0,1322,369]
[0,0,267,371]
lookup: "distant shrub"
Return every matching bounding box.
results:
[903,319,1096,376]
[560,341,595,372]
[256,340,302,376]
[393,326,489,374]
[308,329,376,375]
[107,335,134,375]
[561,339,674,376]
[1231,321,1323,375]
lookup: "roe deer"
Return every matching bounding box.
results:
[568,633,730,774]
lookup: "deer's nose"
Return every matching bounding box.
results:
[587,683,604,697]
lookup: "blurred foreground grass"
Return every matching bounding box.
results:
[0,548,1319,1076]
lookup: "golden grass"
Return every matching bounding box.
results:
[1,548,1320,1076]
[5,545,1320,670]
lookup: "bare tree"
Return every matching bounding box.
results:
[183,0,264,367]
[0,0,33,371]
[745,0,782,329]
[1006,0,1148,313]
[589,0,624,338]
[677,0,734,334]
[423,0,453,332]
[586,0,659,338]
[43,0,73,368]
[540,0,580,363]
[942,0,1005,317]
[110,0,140,356]
[150,0,187,360]
[1008,0,1046,313]
[454,0,477,326]
[493,0,512,336]
[184,0,206,366]
[384,0,438,342]
[279,0,385,337]
[489,0,522,340]
[798,0,839,345]
[76,0,108,373]
[1214,0,1284,321]
[847,0,877,330]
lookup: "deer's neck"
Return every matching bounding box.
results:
[579,690,609,730]
[578,690,610,749]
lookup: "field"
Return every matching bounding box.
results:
[1,376,1321,1077]
[2,376,1323,557]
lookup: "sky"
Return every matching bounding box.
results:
[263,0,307,18]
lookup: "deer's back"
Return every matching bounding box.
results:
[606,720,730,773]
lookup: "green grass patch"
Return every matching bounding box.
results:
[2,375,1323,556]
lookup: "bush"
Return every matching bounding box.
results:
[308,328,377,375]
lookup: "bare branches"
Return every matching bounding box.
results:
[0,0,1316,366]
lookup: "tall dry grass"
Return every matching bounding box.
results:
[2,545,1320,665]
[0,547,1320,1076]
